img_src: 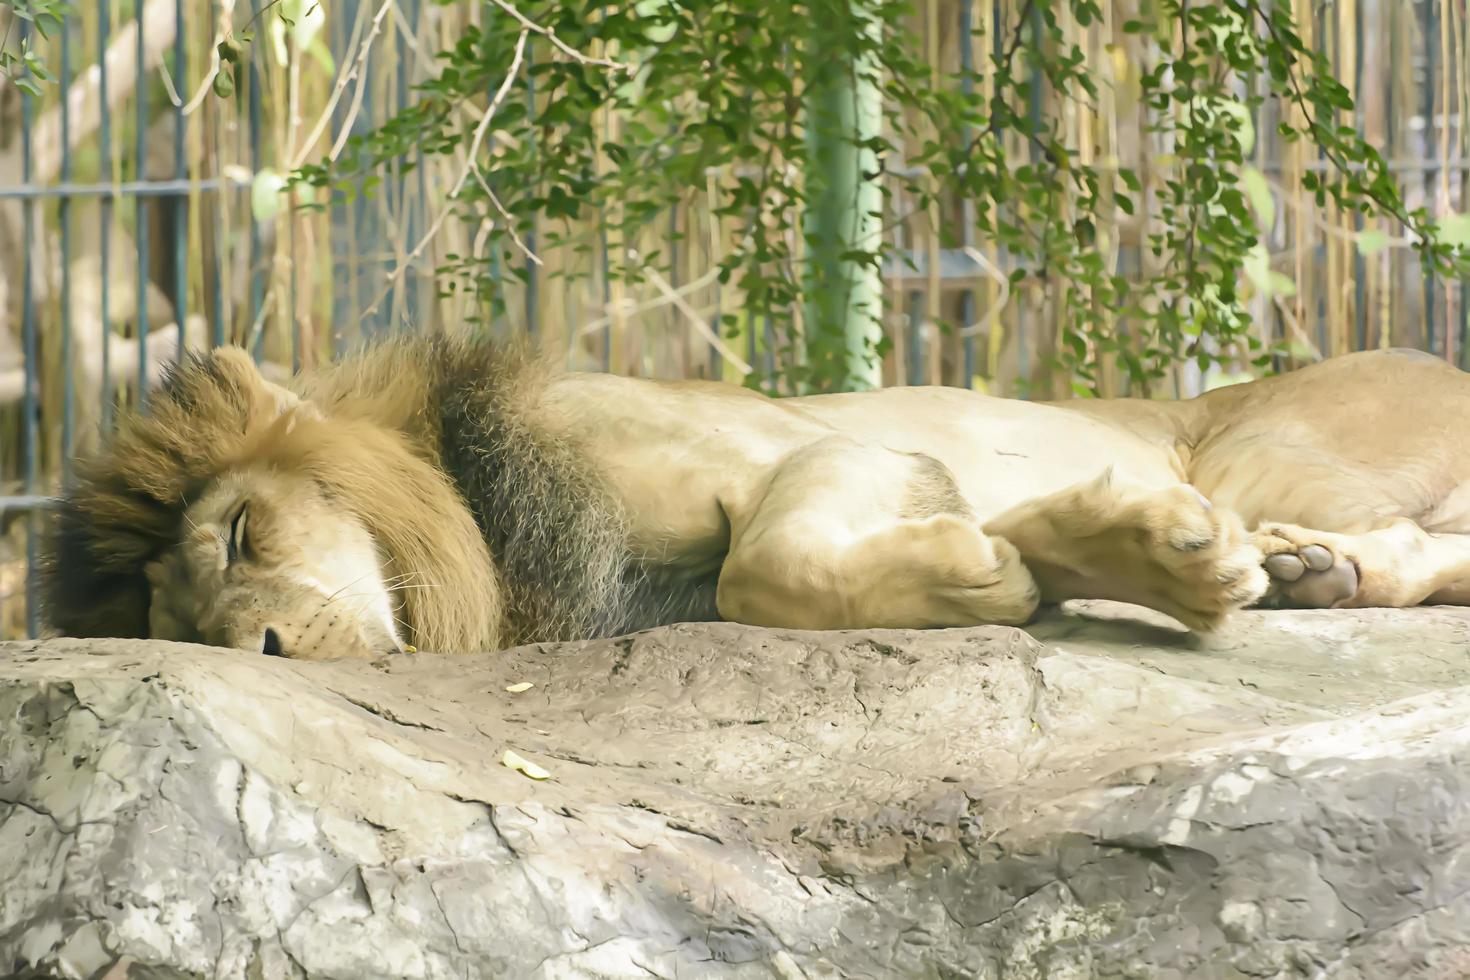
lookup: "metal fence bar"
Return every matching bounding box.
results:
[330,0,352,355]
[248,0,264,360]
[0,177,248,199]
[958,0,976,389]
[98,0,114,431]
[399,0,423,339]
[599,209,612,371]
[354,0,382,339]
[60,11,75,481]
[20,19,41,637]
[762,311,775,391]
[412,0,430,341]
[669,152,681,377]
[1422,0,1438,356]
[211,0,226,349]
[1017,0,1041,397]
[135,0,152,405]
[1351,0,1367,354]
[524,50,539,335]
[0,497,58,517]
[708,312,722,380]
[905,289,924,386]
[173,0,189,366]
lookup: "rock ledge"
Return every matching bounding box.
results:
[4,603,1470,978]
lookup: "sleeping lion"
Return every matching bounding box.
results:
[40,336,1470,659]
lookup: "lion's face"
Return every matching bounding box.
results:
[46,341,509,656]
[144,468,404,660]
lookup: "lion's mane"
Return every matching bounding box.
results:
[41,333,718,652]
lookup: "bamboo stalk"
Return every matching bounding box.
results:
[1439,0,1454,364]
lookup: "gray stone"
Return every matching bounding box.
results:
[3,601,1470,978]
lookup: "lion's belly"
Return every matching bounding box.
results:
[548,376,1187,558]
[793,387,1186,521]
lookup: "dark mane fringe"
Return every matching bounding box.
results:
[425,335,718,643]
[430,337,628,642]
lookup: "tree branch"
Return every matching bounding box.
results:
[483,0,629,72]
[357,28,532,324]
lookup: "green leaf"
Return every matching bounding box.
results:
[1355,229,1390,256]
[1268,271,1297,298]
[1439,213,1470,249]
[1242,242,1297,298]
[1218,97,1256,155]
[1205,370,1255,391]
[306,36,336,75]
[1241,166,1274,230]
[1286,337,1319,361]
[262,0,325,67]
[251,169,289,222]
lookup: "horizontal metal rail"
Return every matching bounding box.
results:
[0,176,249,200]
[0,496,58,516]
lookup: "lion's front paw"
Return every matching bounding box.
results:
[1131,485,1270,630]
[1252,523,1360,609]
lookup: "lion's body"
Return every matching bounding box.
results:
[42,336,1470,658]
[1064,348,1470,535]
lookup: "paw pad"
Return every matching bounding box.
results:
[1262,544,1333,581]
[1261,541,1358,608]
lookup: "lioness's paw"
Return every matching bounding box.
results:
[1136,486,1269,629]
[1253,523,1359,609]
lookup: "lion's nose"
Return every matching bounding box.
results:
[261,627,286,657]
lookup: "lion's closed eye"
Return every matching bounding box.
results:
[226,503,250,564]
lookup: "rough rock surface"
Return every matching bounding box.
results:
[4,601,1470,979]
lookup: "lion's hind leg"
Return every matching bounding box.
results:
[715,437,1040,631]
[1255,520,1470,608]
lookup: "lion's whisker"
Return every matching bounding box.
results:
[383,570,438,590]
[319,589,384,611]
[323,572,378,605]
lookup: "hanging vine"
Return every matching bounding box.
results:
[250,0,1470,391]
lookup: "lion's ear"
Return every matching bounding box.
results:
[189,346,322,431]
[260,378,323,425]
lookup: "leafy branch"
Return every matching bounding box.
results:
[0,1,66,96]
[269,0,1469,393]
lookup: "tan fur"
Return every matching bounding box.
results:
[257,413,503,652]
[42,342,1470,658]
[43,344,503,655]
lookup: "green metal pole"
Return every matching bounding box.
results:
[801,0,884,392]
